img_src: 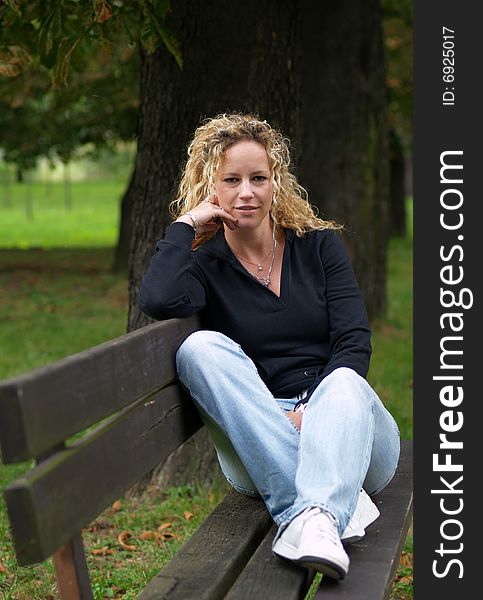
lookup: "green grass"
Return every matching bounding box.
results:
[0,475,229,600]
[0,198,413,598]
[369,236,413,440]
[0,249,127,379]
[0,180,124,248]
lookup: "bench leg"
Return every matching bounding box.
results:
[52,534,93,600]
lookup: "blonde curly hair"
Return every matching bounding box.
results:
[170,113,341,245]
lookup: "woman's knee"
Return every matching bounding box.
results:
[321,367,376,413]
[325,367,372,392]
[363,402,401,495]
[176,330,232,372]
[364,435,400,495]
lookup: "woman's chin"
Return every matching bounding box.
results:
[228,214,271,231]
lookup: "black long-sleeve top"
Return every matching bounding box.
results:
[139,222,372,399]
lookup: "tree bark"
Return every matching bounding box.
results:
[298,0,390,318]
[112,167,136,273]
[127,0,300,488]
[389,128,407,237]
[128,0,299,331]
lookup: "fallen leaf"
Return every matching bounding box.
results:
[0,561,12,577]
[91,547,113,556]
[112,500,122,511]
[158,522,173,532]
[184,511,194,521]
[139,529,177,544]
[147,531,163,543]
[118,531,137,551]
[399,552,413,568]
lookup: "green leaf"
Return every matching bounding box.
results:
[40,36,60,69]
[52,36,82,86]
[37,4,58,57]
[140,21,158,54]
[146,12,182,68]
[3,0,22,16]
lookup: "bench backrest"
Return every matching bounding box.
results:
[0,316,201,567]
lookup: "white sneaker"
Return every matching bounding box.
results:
[341,488,380,544]
[273,507,349,580]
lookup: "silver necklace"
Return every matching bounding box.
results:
[234,245,274,273]
[255,237,277,287]
[232,226,278,288]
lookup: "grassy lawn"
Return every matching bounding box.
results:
[0,187,413,598]
[0,248,127,379]
[369,236,413,440]
[0,180,124,248]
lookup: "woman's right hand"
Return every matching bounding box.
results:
[176,193,238,234]
[286,411,303,431]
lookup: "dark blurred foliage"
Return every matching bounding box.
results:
[0,0,177,168]
[382,0,412,149]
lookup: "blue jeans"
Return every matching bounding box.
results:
[176,330,400,534]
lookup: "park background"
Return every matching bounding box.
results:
[0,1,412,598]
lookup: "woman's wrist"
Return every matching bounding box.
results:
[176,213,198,231]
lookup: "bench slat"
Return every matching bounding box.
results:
[314,440,413,599]
[225,526,315,600]
[0,317,198,463]
[137,491,273,600]
[5,384,202,565]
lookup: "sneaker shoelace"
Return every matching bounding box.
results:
[305,510,341,546]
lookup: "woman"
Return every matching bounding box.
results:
[139,113,400,581]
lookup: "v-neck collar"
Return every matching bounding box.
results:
[204,227,293,304]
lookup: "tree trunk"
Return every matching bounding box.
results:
[126,0,390,489]
[127,0,300,488]
[63,164,72,211]
[112,167,136,273]
[389,128,407,237]
[25,172,33,221]
[2,166,11,208]
[298,0,390,318]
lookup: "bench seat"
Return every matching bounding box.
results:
[138,441,413,600]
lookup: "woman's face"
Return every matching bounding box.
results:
[214,140,273,231]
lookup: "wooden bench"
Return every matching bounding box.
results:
[0,317,413,599]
